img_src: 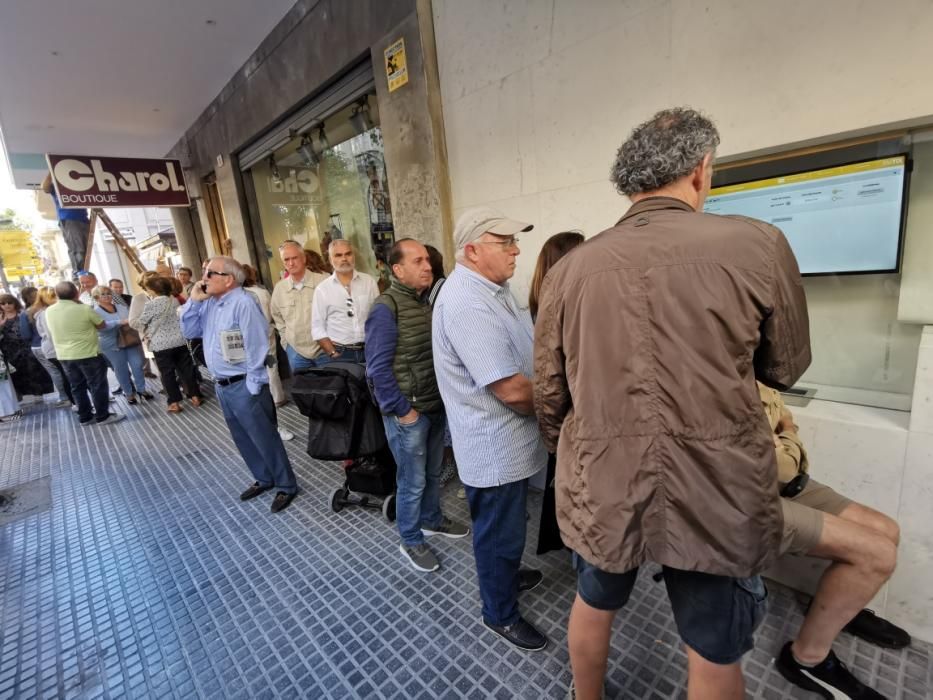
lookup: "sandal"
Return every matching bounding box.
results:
[167,402,183,413]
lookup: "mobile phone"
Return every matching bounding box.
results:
[199,282,208,292]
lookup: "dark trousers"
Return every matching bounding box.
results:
[216,380,297,493]
[153,345,201,404]
[61,355,110,422]
[464,477,529,626]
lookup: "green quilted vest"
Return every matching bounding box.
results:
[374,278,443,413]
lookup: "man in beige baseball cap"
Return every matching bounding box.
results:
[432,206,550,652]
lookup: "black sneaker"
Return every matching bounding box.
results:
[775,641,886,699]
[483,616,548,652]
[844,609,911,649]
[518,568,543,593]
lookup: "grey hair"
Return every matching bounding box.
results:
[609,108,720,196]
[55,281,78,300]
[328,238,352,256]
[208,255,246,285]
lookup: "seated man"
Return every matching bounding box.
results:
[760,383,909,699]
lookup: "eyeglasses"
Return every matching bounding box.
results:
[98,293,112,297]
[206,270,232,278]
[474,236,520,249]
[346,296,355,317]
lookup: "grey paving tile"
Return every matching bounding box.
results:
[1,392,930,699]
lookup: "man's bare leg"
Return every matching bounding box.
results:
[685,647,744,700]
[793,513,897,663]
[568,594,614,700]
[837,502,900,546]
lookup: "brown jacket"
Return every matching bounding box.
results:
[533,197,811,578]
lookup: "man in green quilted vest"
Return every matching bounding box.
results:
[365,239,470,572]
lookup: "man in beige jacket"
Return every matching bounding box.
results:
[270,240,328,372]
[761,384,906,699]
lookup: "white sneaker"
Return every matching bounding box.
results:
[96,412,125,426]
[278,428,295,441]
[54,399,71,408]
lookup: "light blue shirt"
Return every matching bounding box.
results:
[180,287,269,395]
[432,264,546,487]
[93,303,128,353]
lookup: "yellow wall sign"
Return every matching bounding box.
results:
[0,230,39,267]
[384,38,408,92]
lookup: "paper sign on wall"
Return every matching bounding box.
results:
[384,38,408,92]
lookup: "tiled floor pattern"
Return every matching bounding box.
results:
[0,386,930,699]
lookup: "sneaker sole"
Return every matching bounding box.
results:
[399,543,440,572]
[482,618,548,652]
[519,577,543,594]
[773,657,835,700]
[421,527,470,539]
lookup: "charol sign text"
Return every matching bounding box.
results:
[46,154,191,208]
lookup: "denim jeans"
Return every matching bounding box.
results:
[464,477,529,626]
[215,380,297,493]
[102,345,146,396]
[31,348,72,402]
[383,411,445,546]
[316,345,365,365]
[284,345,319,373]
[61,355,111,422]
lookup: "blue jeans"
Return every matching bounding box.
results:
[383,411,445,546]
[215,380,297,493]
[316,345,365,365]
[102,345,146,396]
[285,345,320,373]
[61,355,111,422]
[464,477,529,626]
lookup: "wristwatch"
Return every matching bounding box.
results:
[329,350,339,357]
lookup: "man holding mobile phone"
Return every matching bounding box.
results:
[181,256,299,513]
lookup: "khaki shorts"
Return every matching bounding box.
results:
[780,478,853,555]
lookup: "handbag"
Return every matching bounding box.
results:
[118,325,142,348]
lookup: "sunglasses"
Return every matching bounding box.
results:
[346,296,355,317]
[206,270,232,278]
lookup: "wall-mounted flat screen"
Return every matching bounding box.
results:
[704,155,908,275]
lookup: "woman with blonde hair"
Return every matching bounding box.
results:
[28,286,73,407]
[130,270,162,380]
[92,285,150,404]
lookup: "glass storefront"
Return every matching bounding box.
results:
[247,95,394,284]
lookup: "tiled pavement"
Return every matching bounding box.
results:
[1,386,931,700]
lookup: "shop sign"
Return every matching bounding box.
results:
[384,38,408,92]
[266,168,320,206]
[46,154,191,208]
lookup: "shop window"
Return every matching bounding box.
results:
[247,96,394,284]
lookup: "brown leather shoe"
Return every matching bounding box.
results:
[167,402,183,413]
[190,396,203,407]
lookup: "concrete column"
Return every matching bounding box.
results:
[372,1,454,268]
[169,207,202,269]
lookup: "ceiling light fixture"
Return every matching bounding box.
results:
[317,125,330,151]
[349,98,374,135]
[296,134,319,168]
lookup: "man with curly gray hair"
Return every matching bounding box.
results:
[534,108,811,699]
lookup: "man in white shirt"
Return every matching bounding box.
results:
[311,239,379,364]
[77,271,98,305]
[270,240,328,371]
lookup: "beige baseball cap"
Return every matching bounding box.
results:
[453,206,534,250]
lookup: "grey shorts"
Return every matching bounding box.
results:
[780,478,853,555]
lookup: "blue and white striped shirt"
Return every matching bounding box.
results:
[432,264,546,487]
